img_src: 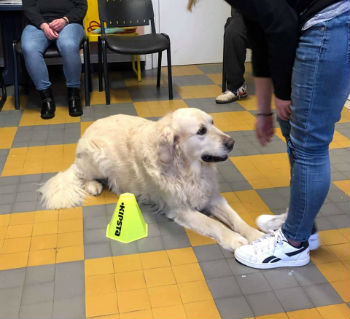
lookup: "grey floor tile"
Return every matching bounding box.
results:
[84,216,108,229]
[52,296,85,318]
[246,291,284,317]
[193,245,225,262]
[85,242,112,259]
[185,98,244,114]
[25,265,55,285]
[84,228,109,244]
[173,75,214,86]
[304,283,343,307]
[236,272,272,295]
[197,64,222,74]
[128,85,180,102]
[262,268,300,290]
[19,301,53,319]
[147,223,161,237]
[111,240,139,256]
[158,221,186,236]
[215,296,254,319]
[0,269,26,289]
[292,264,328,286]
[136,236,164,252]
[0,287,22,318]
[21,282,54,305]
[162,234,191,250]
[226,258,260,276]
[207,276,242,299]
[199,259,232,279]
[275,286,314,312]
[0,110,22,127]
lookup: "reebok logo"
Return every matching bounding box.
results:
[114,202,125,236]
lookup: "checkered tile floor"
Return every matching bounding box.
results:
[0,63,350,319]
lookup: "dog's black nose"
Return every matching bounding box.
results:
[223,136,235,151]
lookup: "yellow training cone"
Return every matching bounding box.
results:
[106,193,148,243]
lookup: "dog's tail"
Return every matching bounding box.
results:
[39,163,87,210]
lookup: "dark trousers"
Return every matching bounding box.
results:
[222,8,249,92]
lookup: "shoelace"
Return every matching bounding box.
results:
[250,230,284,255]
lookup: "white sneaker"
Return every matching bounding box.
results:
[216,83,248,104]
[234,229,310,269]
[256,213,320,251]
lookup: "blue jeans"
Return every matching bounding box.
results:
[21,23,85,91]
[281,10,350,242]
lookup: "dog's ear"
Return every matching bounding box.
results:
[158,127,179,165]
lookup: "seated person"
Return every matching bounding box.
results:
[21,0,87,119]
[216,7,249,104]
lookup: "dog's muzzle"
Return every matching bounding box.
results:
[201,154,228,162]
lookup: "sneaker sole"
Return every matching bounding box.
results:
[235,255,310,269]
[215,93,248,104]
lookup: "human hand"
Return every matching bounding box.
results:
[255,114,274,146]
[40,23,58,40]
[275,97,291,120]
[49,18,66,32]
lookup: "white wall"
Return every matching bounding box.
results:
[147,0,231,67]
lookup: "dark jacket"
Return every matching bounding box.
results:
[226,0,342,100]
[23,0,87,29]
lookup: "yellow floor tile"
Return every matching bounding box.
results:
[1,237,31,254]
[183,299,221,319]
[81,121,93,136]
[333,180,350,197]
[27,248,56,267]
[178,85,222,99]
[148,285,182,308]
[231,153,290,189]
[207,73,222,85]
[85,257,115,276]
[83,190,118,206]
[34,210,59,223]
[144,267,176,287]
[86,292,119,318]
[9,212,35,225]
[20,106,80,126]
[331,280,350,302]
[326,243,350,261]
[124,76,157,87]
[0,127,17,149]
[153,304,187,319]
[338,228,350,242]
[6,224,33,238]
[119,309,153,319]
[172,263,205,283]
[0,215,10,227]
[134,99,188,118]
[166,247,197,266]
[117,289,150,313]
[56,245,84,263]
[237,95,258,111]
[1,95,27,110]
[185,228,216,247]
[140,251,170,269]
[58,207,83,220]
[254,314,288,319]
[112,254,142,273]
[89,89,132,105]
[86,274,117,296]
[58,219,83,233]
[211,111,256,131]
[178,281,212,304]
[165,65,203,76]
[339,107,350,123]
[317,261,350,282]
[319,229,348,246]
[114,270,146,291]
[0,252,28,270]
[30,234,58,250]
[330,131,350,149]
[32,221,58,236]
[287,308,322,319]
[311,246,339,265]
[92,315,120,319]
[57,232,83,248]
[317,303,350,319]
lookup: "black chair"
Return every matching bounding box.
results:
[0,70,7,111]
[97,0,173,105]
[12,37,91,110]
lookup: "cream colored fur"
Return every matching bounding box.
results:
[39,108,262,251]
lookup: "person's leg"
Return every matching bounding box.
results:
[282,10,350,243]
[56,23,85,88]
[217,9,248,104]
[21,25,51,90]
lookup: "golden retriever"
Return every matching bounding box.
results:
[39,108,262,251]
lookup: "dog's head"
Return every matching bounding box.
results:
[158,108,234,165]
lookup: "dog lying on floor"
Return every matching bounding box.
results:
[39,108,262,251]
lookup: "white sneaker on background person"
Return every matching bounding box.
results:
[216,82,248,104]
[234,229,310,269]
[256,212,320,250]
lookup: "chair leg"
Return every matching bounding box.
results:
[136,55,141,82]
[101,40,110,105]
[157,51,162,88]
[83,39,90,106]
[98,37,103,92]
[86,38,92,93]
[166,48,173,100]
[222,50,226,92]
[12,41,20,110]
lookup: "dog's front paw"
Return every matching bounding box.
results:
[84,180,103,196]
[221,233,248,252]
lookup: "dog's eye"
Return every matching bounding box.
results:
[197,126,207,135]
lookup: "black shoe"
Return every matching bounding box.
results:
[39,87,55,119]
[68,87,83,117]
